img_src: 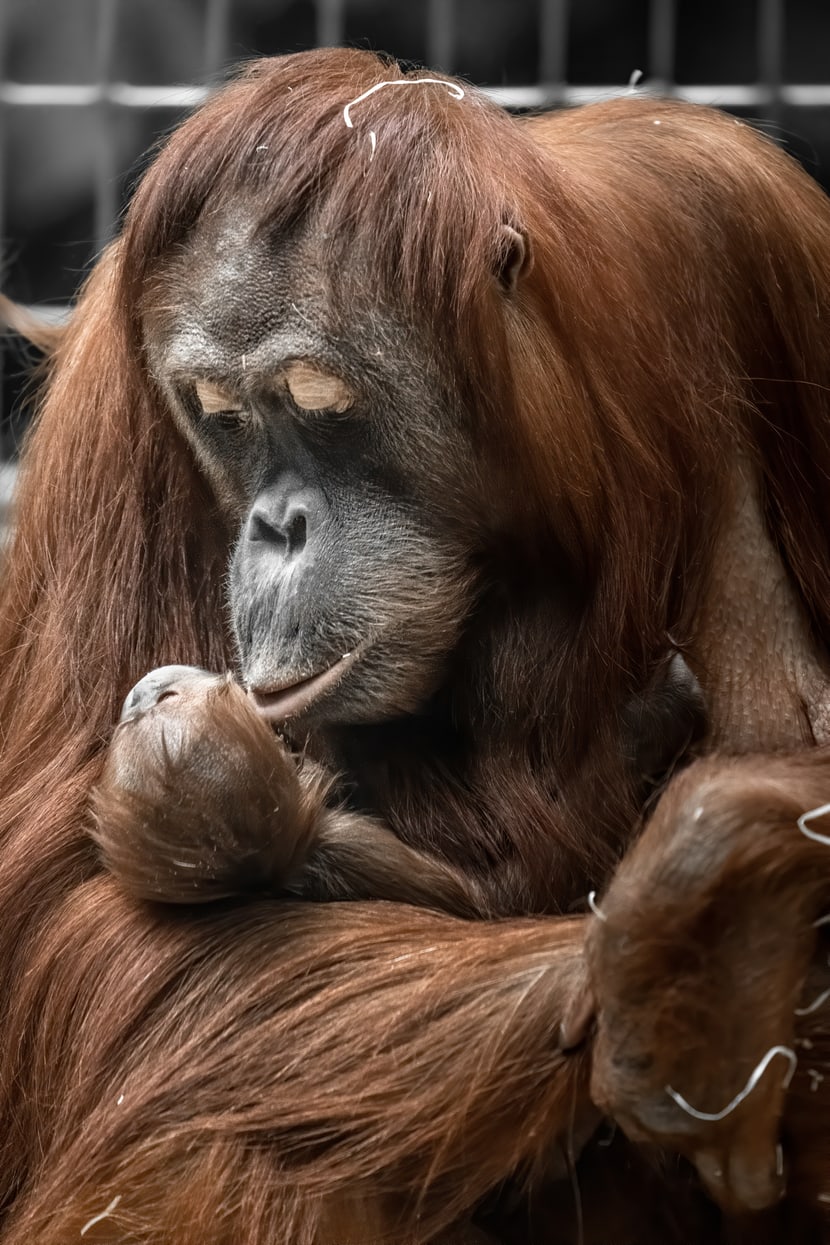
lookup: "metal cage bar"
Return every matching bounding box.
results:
[427,0,456,74]
[538,0,568,96]
[93,0,120,250]
[0,0,7,463]
[648,0,676,87]
[4,79,830,112]
[317,0,346,48]
[758,0,784,115]
[204,0,233,80]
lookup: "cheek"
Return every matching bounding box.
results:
[170,410,264,520]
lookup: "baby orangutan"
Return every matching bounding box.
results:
[91,657,705,919]
[91,666,490,915]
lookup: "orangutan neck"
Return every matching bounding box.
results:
[690,468,830,752]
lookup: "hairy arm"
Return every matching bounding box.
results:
[2,880,590,1244]
[581,750,830,1217]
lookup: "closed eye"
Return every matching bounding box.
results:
[191,379,252,431]
[284,361,354,414]
[194,378,244,415]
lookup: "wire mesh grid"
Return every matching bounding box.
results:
[0,0,828,500]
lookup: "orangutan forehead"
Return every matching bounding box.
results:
[142,199,436,398]
[145,208,354,353]
[148,195,424,333]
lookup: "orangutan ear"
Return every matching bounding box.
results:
[495,222,532,293]
[558,983,596,1051]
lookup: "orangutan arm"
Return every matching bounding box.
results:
[577,749,830,1219]
[3,885,591,1244]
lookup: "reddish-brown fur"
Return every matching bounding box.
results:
[91,673,493,916]
[584,754,830,1226]
[3,46,830,1242]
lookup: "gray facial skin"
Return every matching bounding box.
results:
[144,206,488,730]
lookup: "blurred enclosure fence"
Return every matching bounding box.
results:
[1,0,829,527]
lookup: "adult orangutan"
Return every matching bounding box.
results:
[2,45,830,1245]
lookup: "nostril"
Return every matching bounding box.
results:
[248,511,286,547]
[155,689,179,705]
[286,511,307,556]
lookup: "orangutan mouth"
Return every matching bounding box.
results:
[248,650,359,722]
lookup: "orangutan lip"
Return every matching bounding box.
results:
[248,650,359,722]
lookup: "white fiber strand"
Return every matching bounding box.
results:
[80,1195,122,1237]
[343,79,465,129]
[797,801,830,846]
[666,1044,797,1122]
[587,890,607,922]
[795,987,830,1017]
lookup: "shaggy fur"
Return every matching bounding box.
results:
[2,47,830,1242]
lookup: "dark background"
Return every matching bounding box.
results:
[2,0,829,455]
